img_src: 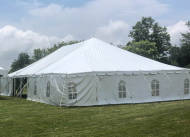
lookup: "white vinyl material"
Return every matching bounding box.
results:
[7,38,190,106]
[0,77,12,96]
[25,71,190,106]
[9,38,185,77]
[0,67,10,96]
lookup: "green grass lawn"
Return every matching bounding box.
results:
[0,96,190,137]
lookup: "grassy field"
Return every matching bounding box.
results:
[0,96,190,137]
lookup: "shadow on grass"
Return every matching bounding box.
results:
[0,96,9,100]
[0,95,27,100]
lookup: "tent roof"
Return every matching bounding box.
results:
[9,38,186,77]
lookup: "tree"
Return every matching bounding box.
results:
[181,21,190,46]
[168,21,190,68]
[151,23,171,57]
[177,20,190,67]
[177,45,190,67]
[168,46,180,66]
[129,17,154,42]
[129,17,171,60]
[32,48,46,61]
[124,40,158,59]
[10,53,32,73]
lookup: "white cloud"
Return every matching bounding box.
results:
[95,20,130,44]
[29,3,63,17]
[22,0,169,43]
[29,0,168,18]
[0,25,73,68]
[168,21,189,46]
[62,34,75,42]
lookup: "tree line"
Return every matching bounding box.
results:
[125,17,190,68]
[9,17,190,73]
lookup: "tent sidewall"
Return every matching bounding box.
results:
[23,70,190,106]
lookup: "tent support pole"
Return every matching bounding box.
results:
[59,75,67,107]
[19,78,23,97]
[95,74,98,102]
[17,83,27,97]
[13,78,16,96]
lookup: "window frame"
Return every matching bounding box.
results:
[34,79,37,95]
[184,79,189,95]
[46,81,51,97]
[118,80,127,98]
[151,79,159,96]
[68,82,77,100]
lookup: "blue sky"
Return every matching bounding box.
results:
[0,0,91,26]
[0,0,189,24]
[0,0,189,68]
[0,0,189,27]
[157,0,190,23]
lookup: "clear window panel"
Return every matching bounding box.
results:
[119,92,122,98]
[123,92,126,98]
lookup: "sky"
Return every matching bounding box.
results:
[0,0,189,69]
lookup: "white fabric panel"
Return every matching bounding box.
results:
[8,78,13,96]
[27,75,66,106]
[9,38,186,77]
[96,72,190,105]
[0,77,11,96]
[27,75,97,106]
[65,75,97,106]
[24,72,190,106]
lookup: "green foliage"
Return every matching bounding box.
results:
[168,46,181,66]
[169,21,190,67]
[175,45,190,67]
[0,96,190,137]
[151,23,171,57]
[181,21,190,46]
[129,17,171,59]
[178,21,190,67]
[129,17,154,42]
[32,49,46,61]
[9,53,32,73]
[124,40,158,59]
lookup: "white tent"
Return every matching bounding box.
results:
[9,38,190,106]
[0,67,9,96]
